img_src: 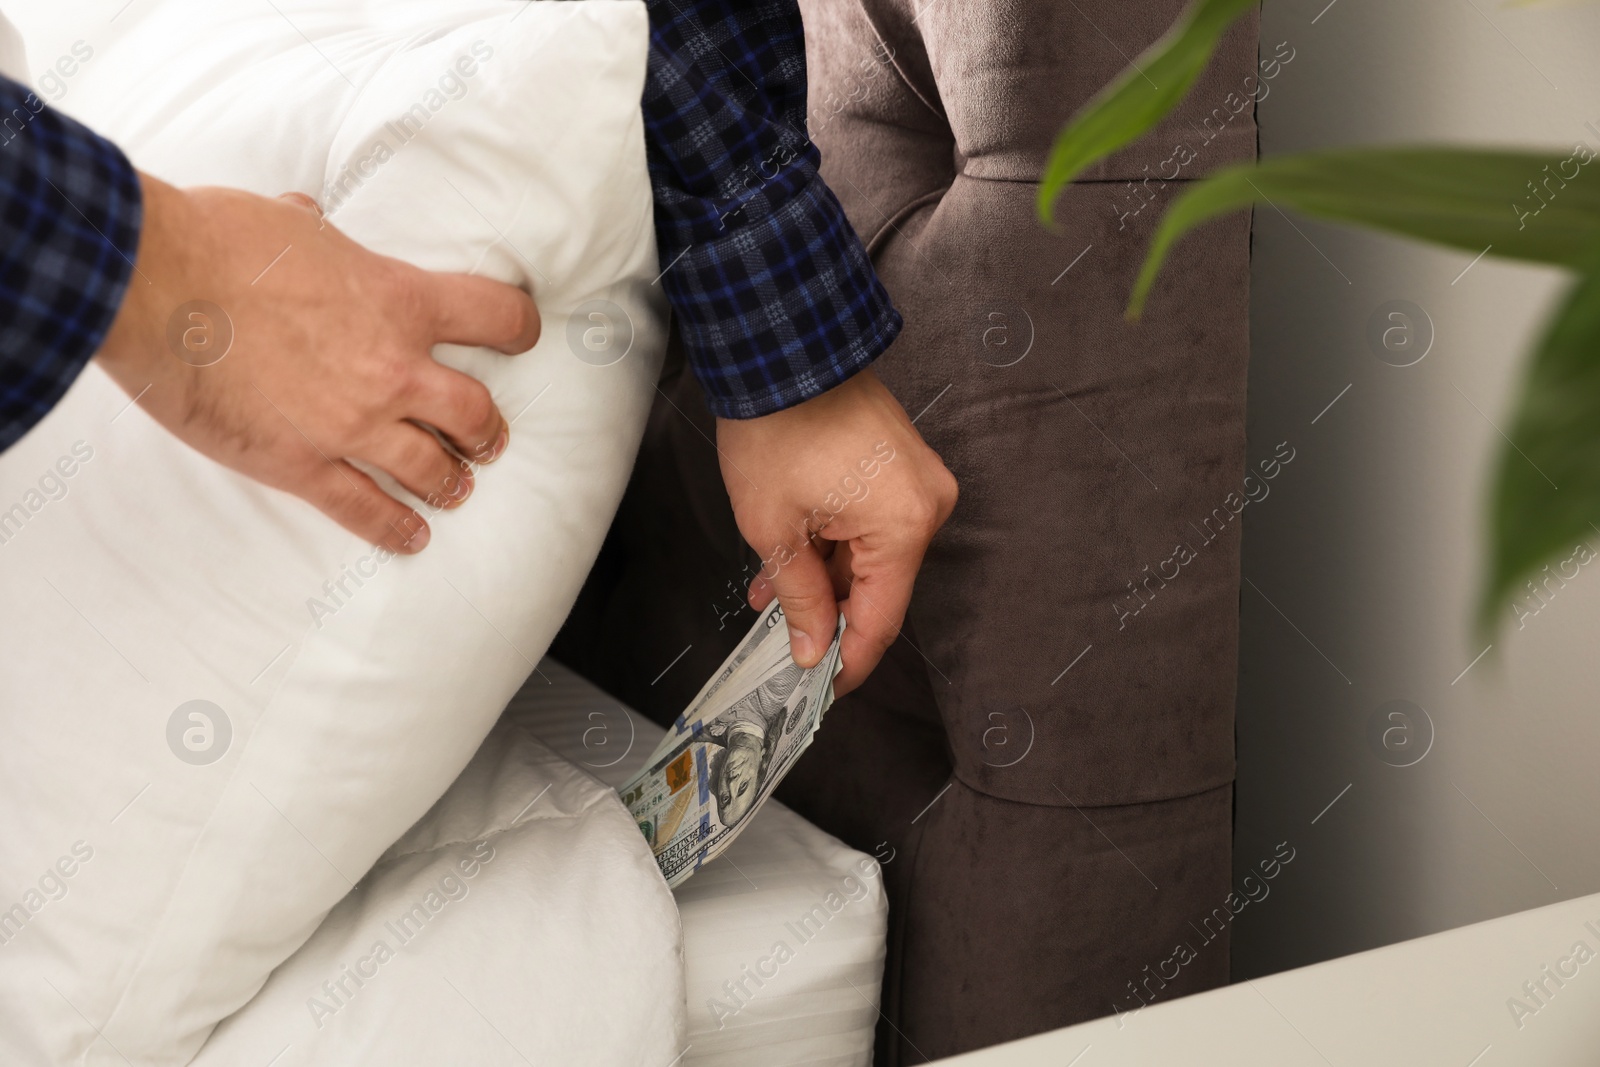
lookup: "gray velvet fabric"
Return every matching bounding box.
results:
[553,0,1258,1060]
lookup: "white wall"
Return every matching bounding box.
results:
[1234,0,1600,979]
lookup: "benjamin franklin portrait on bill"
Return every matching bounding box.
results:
[702,661,805,827]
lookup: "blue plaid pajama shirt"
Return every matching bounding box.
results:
[0,0,899,448]
[0,75,141,451]
[641,0,901,419]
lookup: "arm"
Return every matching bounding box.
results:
[644,0,956,694]
[641,0,898,419]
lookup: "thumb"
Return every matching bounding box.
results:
[764,540,839,669]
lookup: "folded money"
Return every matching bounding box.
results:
[619,601,844,888]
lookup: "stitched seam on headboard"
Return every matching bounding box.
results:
[863,184,950,256]
[853,0,946,125]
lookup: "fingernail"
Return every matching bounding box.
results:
[485,426,509,463]
[791,629,815,665]
[405,524,430,552]
[429,476,470,510]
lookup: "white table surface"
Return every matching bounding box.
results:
[931,891,1600,1066]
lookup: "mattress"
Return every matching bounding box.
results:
[505,659,888,1067]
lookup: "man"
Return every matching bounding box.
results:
[0,0,955,691]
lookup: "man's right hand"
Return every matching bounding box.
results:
[95,173,541,554]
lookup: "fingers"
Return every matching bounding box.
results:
[747,574,776,612]
[823,540,855,600]
[748,539,841,610]
[275,192,538,355]
[407,362,509,465]
[832,543,922,697]
[359,421,473,510]
[763,538,840,669]
[422,271,541,354]
[303,459,431,555]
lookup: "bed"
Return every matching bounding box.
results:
[504,659,889,1067]
[187,656,887,1067]
[186,657,886,1066]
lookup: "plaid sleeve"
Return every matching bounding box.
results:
[643,0,901,420]
[0,74,142,451]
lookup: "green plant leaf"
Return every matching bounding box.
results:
[1480,257,1600,637]
[1129,146,1600,317]
[1036,0,1258,225]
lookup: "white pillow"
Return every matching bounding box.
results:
[0,2,668,1064]
[191,718,687,1067]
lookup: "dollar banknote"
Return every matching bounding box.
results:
[619,600,844,888]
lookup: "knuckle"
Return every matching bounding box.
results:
[936,467,959,514]
[390,266,431,327]
[322,400,368,446]
[385,353,419,397]
[777,585,830,617]
[317,472,375,525]
[307,468,348,512]
[401,432,446,480]
[909,470,958,534]
[367,267,430,343]
[456,383,497,434]
[904,494,942,535]
[866,628,898,656]
[342,481,386,523]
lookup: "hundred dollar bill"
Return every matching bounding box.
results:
[681,594,791,712]
[619,600,844,888]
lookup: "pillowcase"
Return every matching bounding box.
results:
[0,1,665,1063]
[191,718,687,1066]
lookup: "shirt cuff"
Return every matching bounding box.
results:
[661,173,902,421]
[0,84,143,450]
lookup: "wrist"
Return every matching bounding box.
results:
[716,368,891,441]
[97,172,205,389]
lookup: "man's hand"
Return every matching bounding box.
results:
[96,173,540,554]
[718,369,956,697]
